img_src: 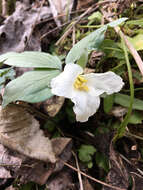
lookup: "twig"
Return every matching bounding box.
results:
[125,131,143,141]
[40,3,100,40]
[2,0,7,16]
[73,152,84,190]
[62,160,126,190]
[40,20,72,40]
[104,16,143,76]
[55,6,94,45]
[72,26,76,46]
[119,153,143,176]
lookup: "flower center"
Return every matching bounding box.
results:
[74,75,89,91]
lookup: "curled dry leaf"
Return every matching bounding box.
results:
[0,105,56,163]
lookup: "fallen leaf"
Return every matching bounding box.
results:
[41,96,65,117]
[0,2,51,53]
[0,104,56,163]
[110,106,127,118]
[46,169,73,190]
[0,138,72,185]
[77,0,94,9]
[52,138,72,172]
[83,178,94,190]
[103,142,129,190]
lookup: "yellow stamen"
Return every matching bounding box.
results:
[74,75,89,92]
[78,75,87,83]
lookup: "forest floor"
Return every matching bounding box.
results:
[0,0,143,190]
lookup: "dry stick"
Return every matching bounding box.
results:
[62,161,125,190]
[56,6,93,46]
[72,26,76,46]
[107,17,143,76]
[40,8,91,40]
[73,152,84,190]
[40,4,100,40]
[2,0,7,16]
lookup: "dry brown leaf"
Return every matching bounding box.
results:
[52,138,72,172]
[103,143,129,190]
[77,0,94,9]
[83,178,94,190]
[0,137,72,185]
[0,1,51,53]
[0,104,56,163]
[5,186,16,190]
[42,96,65,117]
[46,169,73,190]
[110,106,127,118]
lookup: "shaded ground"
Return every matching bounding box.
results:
[0,0,143,190]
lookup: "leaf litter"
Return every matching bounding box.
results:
[0,0,143,190]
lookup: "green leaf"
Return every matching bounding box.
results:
[128,34,143,51]
[66,25,107,64]
[19,182,34,190]
[78,145,96,162]
[87,161,93,168]
[114,93,143,110]
[2,69,60,107]
[77,48,88,68]
[100,39,124,59]
[95,152,109,172]
[66,18,128,65]
[126,19,143,26]
[88,11,102,21]
[0,51,62,70]
[107,17,128,27]
[0,67,15,89]
[128,111,143,124]
[104,94,114,113]
[88,11,102,25]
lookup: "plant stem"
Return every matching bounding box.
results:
[114,32,134,142]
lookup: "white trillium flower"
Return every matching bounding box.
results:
[51,63,124,122]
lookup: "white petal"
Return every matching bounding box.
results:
[51,63,83,98]
[85,71,124,95]
[71,90,100,122]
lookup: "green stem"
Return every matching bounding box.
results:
[113,31,134,142]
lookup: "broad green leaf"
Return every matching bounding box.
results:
[77,48,88,68]
[114,93,143,110]
[66,25,107,64]
[0,51,62,70]
[107,17,128,27]
[78,145,96,162]
[126,19,143,26]
[128,111,143,124]
[128,34,143,51]
[2,70,60,107]
[66,18,128,64]
[104,94,114,113]
[100,39,124,59]
[0,67,15,90]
